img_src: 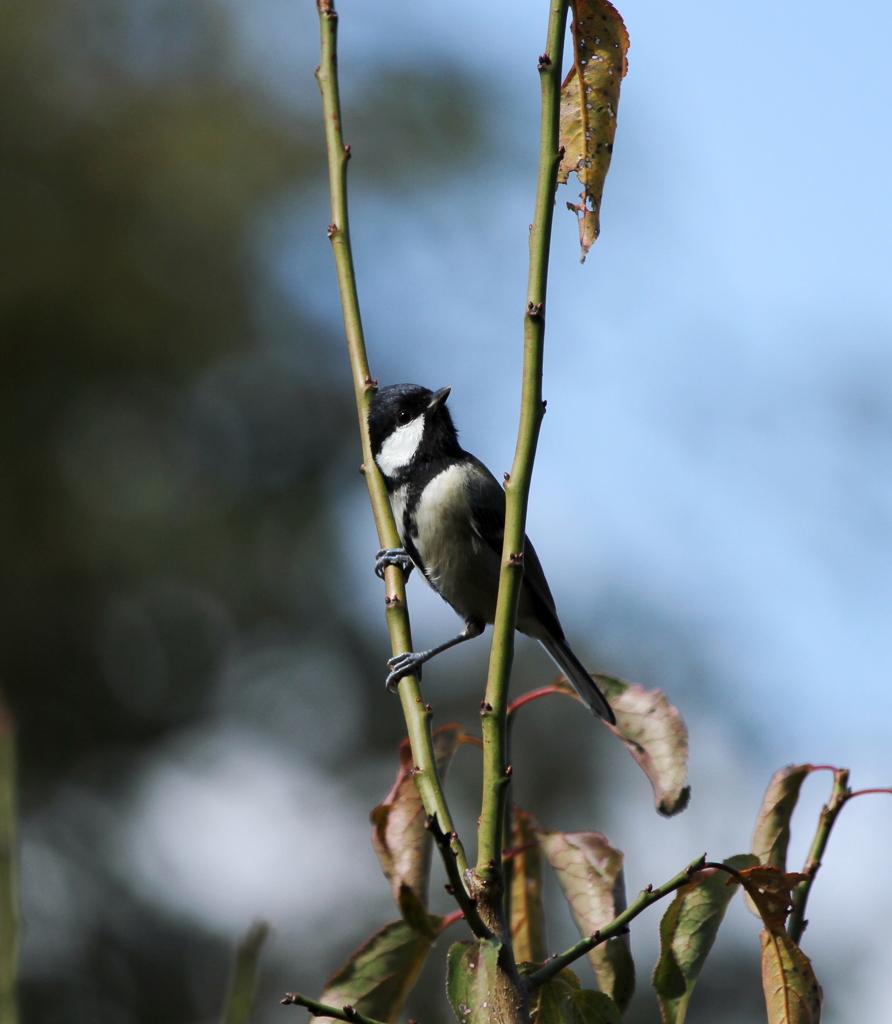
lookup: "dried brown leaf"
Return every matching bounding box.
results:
[370,724,465,912]
[558,0,630,259]
[509,808,547,964]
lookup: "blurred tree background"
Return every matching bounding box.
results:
[0,0,493,1019]
[3,1,889,1022]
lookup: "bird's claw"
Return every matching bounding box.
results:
[385,650,424,690]
[375,547,414,581]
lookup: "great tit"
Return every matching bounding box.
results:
[368,382,615,724]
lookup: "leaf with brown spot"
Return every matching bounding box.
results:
[759,928,822,1024]
[445,939,504,1024]
[563,674,689,816]
[370,723,465,914]
[509,808,547,964]
[538,830,635,1012]
[558,0,630,260]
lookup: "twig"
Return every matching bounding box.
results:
[426,816,492,939]
[476,0,570,883]
[507,683,573,718]
[0,704,18,1024]
[788,768,851,943]
[314,0,471,886]
[524,855,707,991]
[281,992,386,1024]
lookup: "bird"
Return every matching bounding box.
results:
[367,382,615,723]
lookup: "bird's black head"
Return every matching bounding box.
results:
[368,383,462,481]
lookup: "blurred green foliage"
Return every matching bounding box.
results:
[0,0,484,1020]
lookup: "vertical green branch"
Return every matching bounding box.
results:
[314,0,472,886]
[0,705,18,1024]
[788,768,851,944]
[476,0,570,885]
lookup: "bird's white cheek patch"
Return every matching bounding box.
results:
[375,415,426,477]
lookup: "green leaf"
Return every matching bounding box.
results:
[538,830,635,1012]
[317,918,439,1024]
[529,968,624,1024]
[652,854,758,1024]
[558,0,630,260]
[446,939,503,1024]
[220,921,269,1024]
[370,724,465,914]
[752,765,814,870]
[509,808,547,964]
[595,674,691,817]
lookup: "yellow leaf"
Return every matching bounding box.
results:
[558,0,630,260]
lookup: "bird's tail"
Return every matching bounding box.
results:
[539,636,616,725]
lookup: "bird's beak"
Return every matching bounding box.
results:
[428,386,451,411]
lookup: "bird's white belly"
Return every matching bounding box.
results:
[399,464,500,623]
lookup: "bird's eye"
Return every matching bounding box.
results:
[397,411,412,425]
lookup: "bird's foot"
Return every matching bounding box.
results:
[375,547,414,581]
[385,650,426,690]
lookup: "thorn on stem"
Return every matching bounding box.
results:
[505,765,514,778]
[481,701,493,713]
[344,143,351,159]
[425,703,433,712]
[503,471,510,482]
[363,375,378,390]
[644,883,654,894]
[527,301,544,319]
[359,463,365,474]
[327,223,339,238]
[384,594,402,607]
[445,884,456,894]
[538,53,552,70]
[509,551,524,566]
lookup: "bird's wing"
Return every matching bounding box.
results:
[464,457,563,638]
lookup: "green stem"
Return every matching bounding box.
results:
[524,855,707,991]
[476,0,570,883]
[314,0,472,892]
[0,704,18,1024]
[788,768,851,944]
[282,992,385,1024]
